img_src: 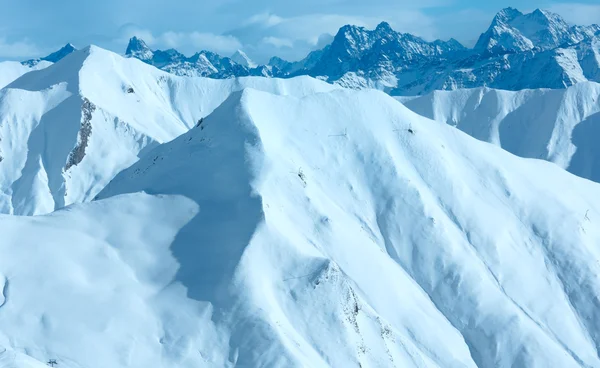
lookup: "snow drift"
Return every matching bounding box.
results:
[0,46,338,215]
[2,86,600,367]
[400,82,600,183]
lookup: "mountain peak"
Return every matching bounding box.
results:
[20,43,77,67]
[231,49,257,68]
[126,37,153,60]
[375,21,394,33]
[494,7,523,23]
[42,43,77,62]
[530,8,558,22]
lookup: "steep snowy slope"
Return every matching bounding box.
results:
[0,45,338,215]
[0,347,49,368]
[74,88,600,367]
[0,61,52,89]
[400,82,600,182]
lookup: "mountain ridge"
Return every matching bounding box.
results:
[116,7,600,95]
[11,7,599,96]
[3,82,600,368]
[0,46,339,215]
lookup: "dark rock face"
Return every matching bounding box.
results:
[65,98,95,171]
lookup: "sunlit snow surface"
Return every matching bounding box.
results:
[0,61,51,90]
[2,46,600,368]
[0,47,338,215]
[400,83,600,183]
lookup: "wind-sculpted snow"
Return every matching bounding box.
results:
[94,88,600,367]
[0,46,338,215]
[400,82,600,183]
[3,46,600,368]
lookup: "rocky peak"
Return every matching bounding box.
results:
[20,43,77,67]
[493,7,523,24]
[43,43,77,62]
[375,22,394,35]
[125,37,153,61]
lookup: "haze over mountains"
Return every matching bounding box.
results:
[4,7,600,95]
[121,7,600,94]
[2,5,600,368]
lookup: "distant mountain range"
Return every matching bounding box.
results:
[16,7,600,95]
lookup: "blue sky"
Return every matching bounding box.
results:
[1,0,599,62]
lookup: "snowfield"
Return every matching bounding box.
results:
[400,82,600,183]
[1,70,600,367]
[0,46,338,215]
[0,61,51,90]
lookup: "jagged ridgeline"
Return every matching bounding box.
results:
[6,7,600,95]
[122,8,600,95]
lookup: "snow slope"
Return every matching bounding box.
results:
[75,87,600,367]
[399,82,600,182]
[0,347,50,368]
[0,61,51,89]
[0,46,338,215]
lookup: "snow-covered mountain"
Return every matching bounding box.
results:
[231,49,257,68]
[474,8,599,54]
[21,43,77,67]
[124,37,271,78]
[298,22,465,84]
[123,8,600,95]
[0,44,76,89]
[399,82,600,183]
[3,78,600,367]
[315,8,600,94]
[0,46,338,215]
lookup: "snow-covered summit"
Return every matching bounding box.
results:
[231,49,257,68]
[475,7,599,55]
[125,36,154,61]
[21,43,77,67]
[41,43,77,63]
[124,37,270,77]
[305,22,465,80]
[0,45,338,215]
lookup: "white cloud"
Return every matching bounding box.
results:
[262,36,294,48]
[188,32,242,53]
[117,24,156,44]
[116,25,242,55]
[0,38,43,58]
[244,13,285,27]
[547,3,600,26]
[160,31,182,48]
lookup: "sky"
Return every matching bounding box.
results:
[1,0,600,63]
